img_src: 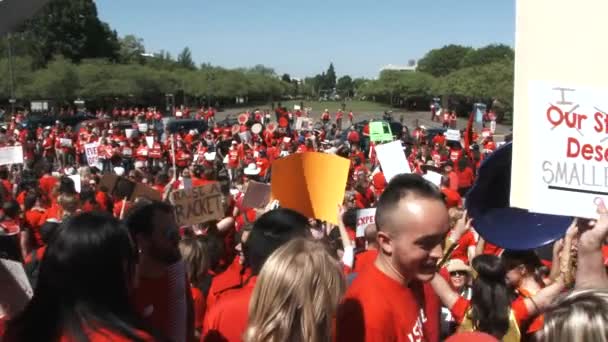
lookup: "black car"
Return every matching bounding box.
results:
[164,118,208,134]
[22,112,97,129]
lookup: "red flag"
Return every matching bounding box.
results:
[464,110,475,155]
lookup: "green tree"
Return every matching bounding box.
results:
[325,63,337,89]
[336,75,353,97]
[177,47,196,70]
[417,44,473,77]
[0,56,34,99]
[460,44,514,68]
[24,55,79,101]
[19,0,120,65]
[118,35,145,64]
[281,73,291,82]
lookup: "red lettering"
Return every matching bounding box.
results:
[594,112,605,133]
[567,137,580,158]
[581,144,593,160]
[596,145,604,162]
[547,105,563,127]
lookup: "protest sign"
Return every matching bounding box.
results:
[356,208,376,237]
[238,131,251,143]
[522,83,608,218]
[369,121,393,142]
[138,123,148,132]
[69,174,81,193]
[84,142,100,168]
[446,129,461,142]
[242,181,272,209]
[130,183,162,202]
[0,258,33,318]
[145,136,154,149]
[423,171,443,187]
[295,117,313,131]
[375,140,410,182]
[171,182,224,226]
[0,146,23,165]
[510,0,608,214]
[271,152,350,225]
[125,129,136,139]
[99,174,160,202]
[59,138,72,147]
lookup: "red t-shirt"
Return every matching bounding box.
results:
[456,167,475,188]
[482,241,504,256]
[191,286,206,330]
[39,175,58,196]
[206,258,248,311]
[58,328,155,342]
[202,276,257,342]
[353,249,378,274]
[449,230,476,264]
[442,188,462,208]
[336,264,440,342]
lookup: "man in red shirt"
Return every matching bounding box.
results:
[336,174,448,342]
[353,224,379,274]
[202,209,310,342]
[126,201,195,342]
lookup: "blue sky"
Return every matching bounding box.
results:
[95,0,515,79]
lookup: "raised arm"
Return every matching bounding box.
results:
[575,201,608,289]
[430,273,460,310]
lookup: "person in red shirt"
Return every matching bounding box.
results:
[433,132,447,146]
[202,208,310,342]
[3,212,162,342]
[336,109,344,130]
[126,201,195,342]
[371,170,387,198]
[336,174,447,342]
[441,176,463,209]
[455,158,475,197]
[226,141,241,181]
[353,224,379,274]
[347,127,360,146]
[443,161,459,192]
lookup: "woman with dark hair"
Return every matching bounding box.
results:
[430,255,565,341]
[4,212,164,342]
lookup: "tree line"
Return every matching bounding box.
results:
[0,0,515,120]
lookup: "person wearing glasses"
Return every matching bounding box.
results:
[440,259,473,339]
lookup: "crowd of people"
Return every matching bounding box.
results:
[0,105,606,342]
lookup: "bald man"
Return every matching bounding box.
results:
[336,174,449,342]
[352,224,378,273]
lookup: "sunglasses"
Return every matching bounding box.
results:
[450,271,468,277]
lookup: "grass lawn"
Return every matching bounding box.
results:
[254,100,396,114]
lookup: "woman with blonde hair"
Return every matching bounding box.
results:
[178,237,209,338]
[244,238,346,342]
[537,289,608,342]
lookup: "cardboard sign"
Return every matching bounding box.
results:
[99,174,161,202]
[59,138,72,147]
[171,182,224,226]
[85,142,100,167]
[295,117,313,131]
[446,129,461,142]
[0,146,23,165]
[138,123,148,132]
[375,141,411,182]
[238,131,252,143]
[242,181,272,209]
[271,152,350,225]
[511,0,608,213]
[0,258,33,318]
[356,208,376,238]
[369,121,393,142]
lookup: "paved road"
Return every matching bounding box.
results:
[219,108,512,137]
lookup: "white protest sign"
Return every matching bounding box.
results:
[511,0,608,211]
[294,104,301,111]
[423,171,443,187]
[84,142,100,168]
[0,146,23,165]
[125,129,136,139]
[295,117,313,131]
[138,123,148,132]
[375,140,411,182]
[490,120,496,134]
[69,174,81,193]
[527,82,608,218]
[59,138,72,147]
[145,136,154,149]
[446,129,461,141]
[356,208,376,237]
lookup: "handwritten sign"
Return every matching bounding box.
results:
[356,208,376,237]
[526,83,608,218]
[296,117,313,131]
[59,138,72,147]
[511,0,608,214]
[85,142,100,168]
[171,182,224,226]
[242,181,272,209]
[375,140,410,182]
[0,146,23,165]
[0,258,33,318]
[446,129,461,142]
[369,121,393,142]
